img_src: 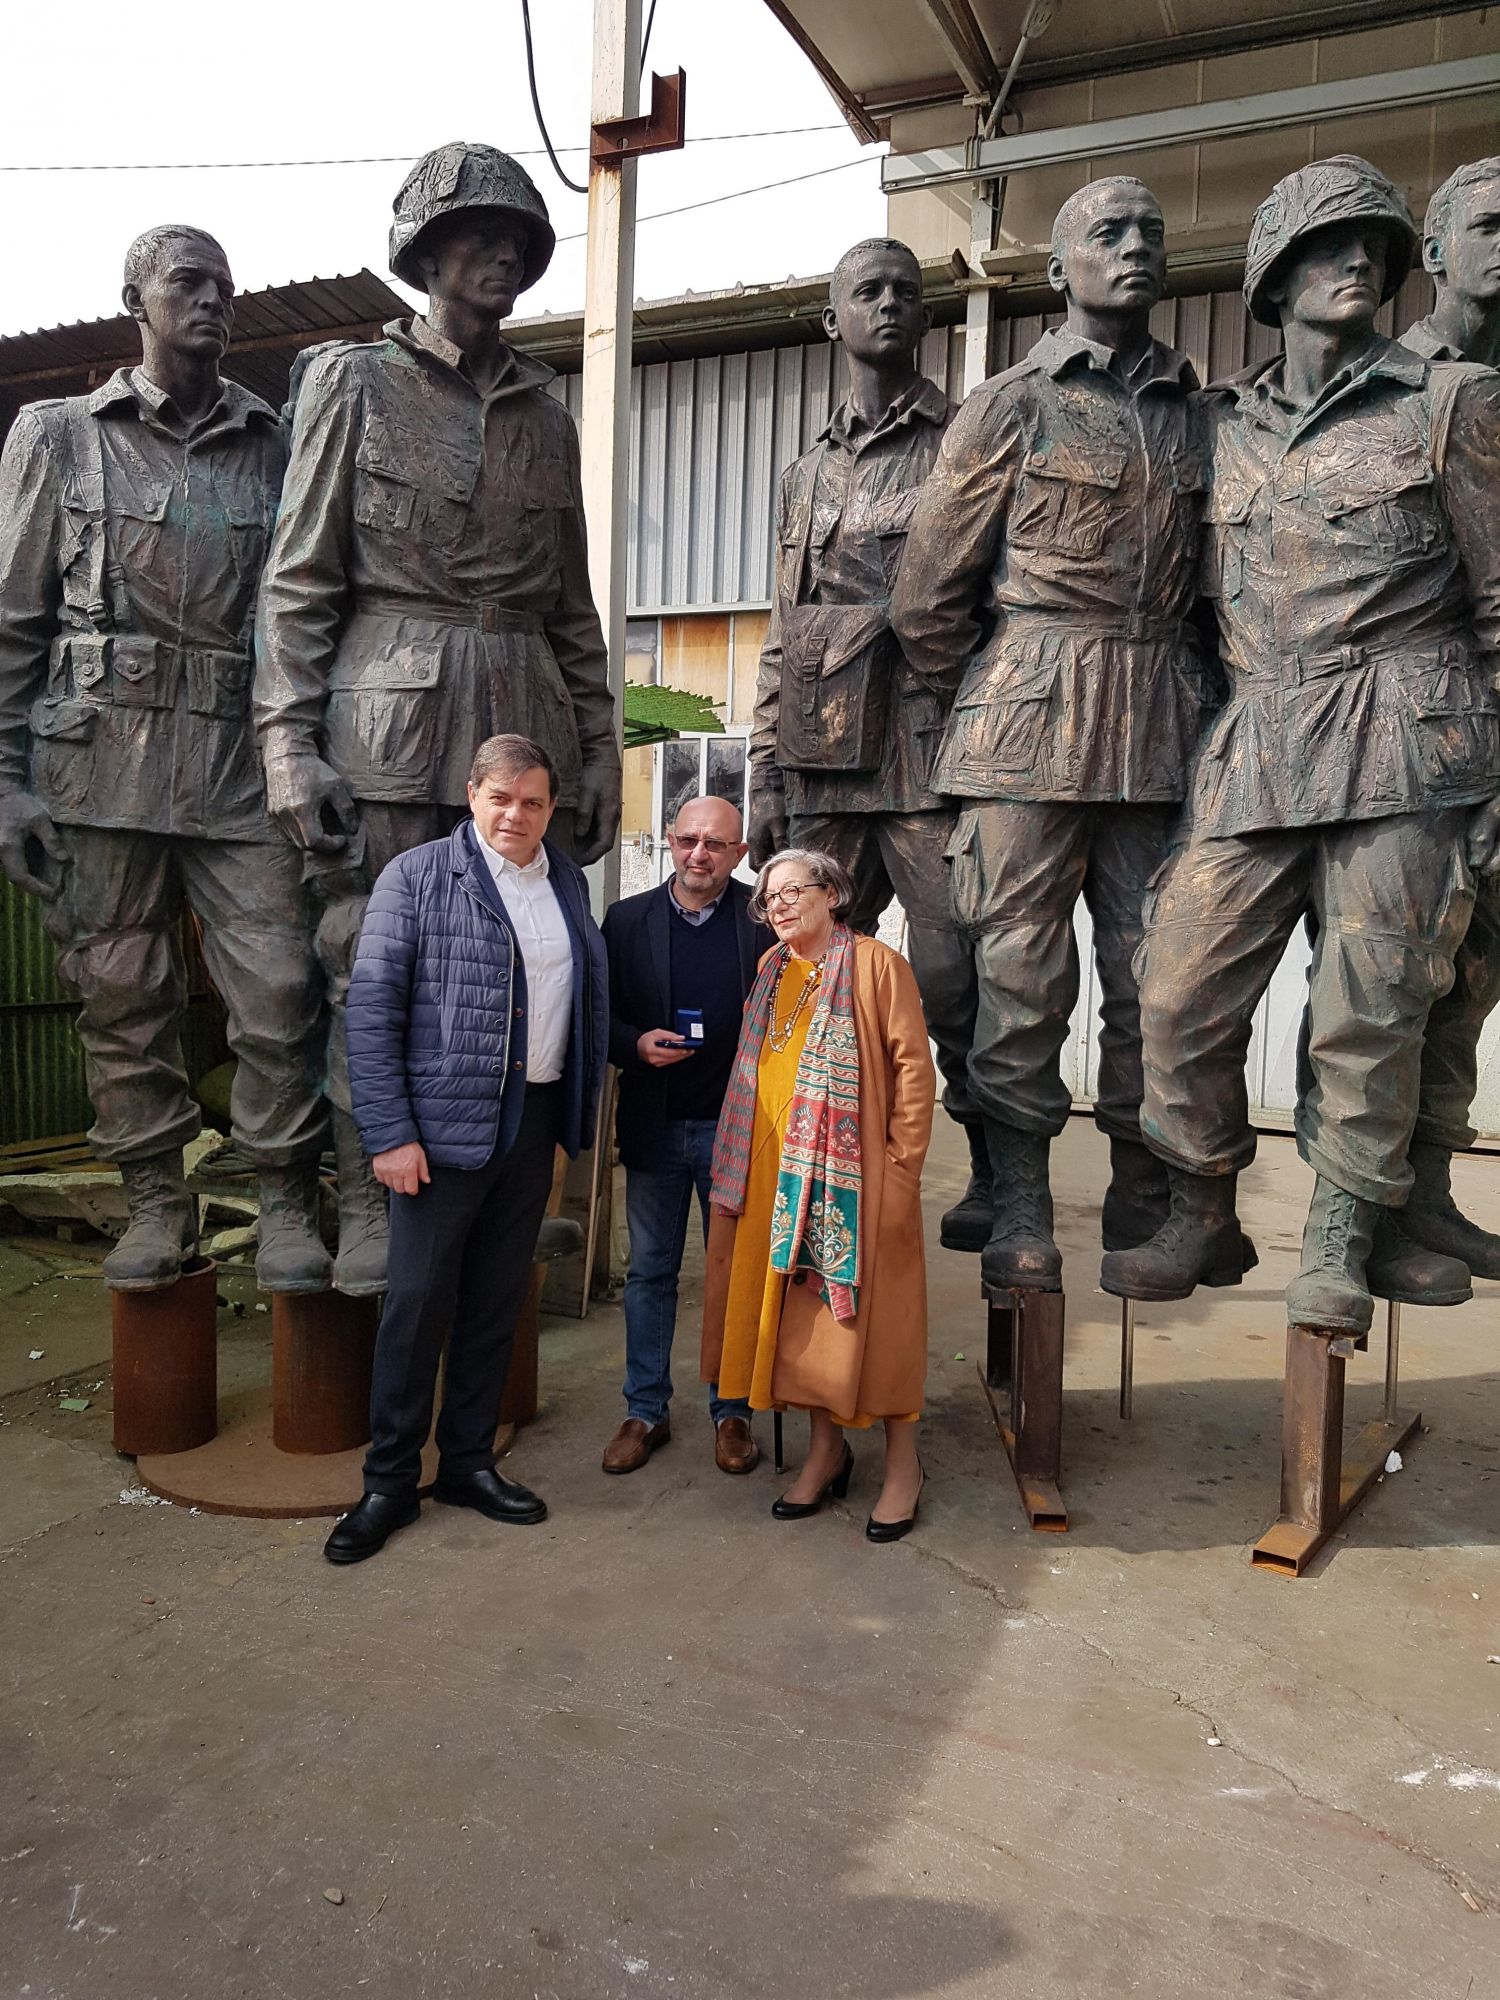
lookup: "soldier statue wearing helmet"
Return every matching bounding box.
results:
[254,143,621,1295]
[1103,156,1500,1339]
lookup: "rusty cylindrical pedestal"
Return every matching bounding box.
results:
[112,1258,219,1457]
[271,1291,380,1455]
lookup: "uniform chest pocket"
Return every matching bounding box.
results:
[862,488,921,588]
[355,414,479,545]
[1314,446,1439,566]
[1008,440,1125,559]
[108,492,170,580]
[1203,481,1256,602]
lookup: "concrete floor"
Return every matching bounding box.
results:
[2,1119,1499,2000]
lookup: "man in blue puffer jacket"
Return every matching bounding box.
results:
[325,732,608,1564]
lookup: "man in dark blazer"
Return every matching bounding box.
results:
[601,796,767,1475]
[325,732,608,1564]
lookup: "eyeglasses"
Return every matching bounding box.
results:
[669,831,733,854]
[762,881,822,909]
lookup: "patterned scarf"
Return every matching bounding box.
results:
[710,922,863,1322]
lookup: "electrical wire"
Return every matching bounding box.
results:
[640,0,658,76]
[0,126,847,176]
[553,154,870,243]
[520,0,589,195]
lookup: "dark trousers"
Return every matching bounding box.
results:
[43,825,326,1166]
[789,808,979,1125]
[1414,869,1500,1152]
[1139,812,1473,1206]
[947,799,1176,1141]
[363,1083,562,1496]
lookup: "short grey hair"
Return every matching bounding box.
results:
[749,847,856,925]
[123,225,228,294]
[1425,158,1500,249]
[469,732,558,797]
[830,236,921,299]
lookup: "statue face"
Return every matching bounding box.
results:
[129,239,234,359]
[419,213,528,319]
[1271,221,1386,332]
[1430,179,1500,303]
[824,247,928,367]
[1050,185,1165,315]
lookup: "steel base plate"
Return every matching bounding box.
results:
[978,1363,1069,1532]
[1252,1408,1422,1577]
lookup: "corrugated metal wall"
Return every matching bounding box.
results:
[555,325,966,612]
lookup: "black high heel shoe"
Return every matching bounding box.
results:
[866,1461,925,1543]
[771,1441,854,1520]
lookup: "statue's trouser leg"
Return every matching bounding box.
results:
[321,802,465,1116]
[1139,812,1472,1207]
[176,836,328,1168]
[1411,871,1500,1153]
[1078,803,1177,1144]
[946,800,1091,1139]
[42,826,200,1163]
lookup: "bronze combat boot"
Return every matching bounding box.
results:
[1401,1141,1500,1280]
[1100,1135,1171,1252]
[256,1160,334,1293]
[1365,1206,1471,1307]
[940,1122,994,1253]
[980,1123,1062,1291]
[1285,1176,1379,1335]
[1099,1166,1244,1301]
[331,1109,389,1296]
[104,1150,198,1291]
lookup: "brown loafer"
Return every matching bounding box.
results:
[602,1417,670,1474]
[714,1417,760,1475]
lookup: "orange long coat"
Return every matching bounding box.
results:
[701,935,937,1421]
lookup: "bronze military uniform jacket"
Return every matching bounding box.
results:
[752,376,955,817]
[1194,338,1500,836]
[253,316,617,814]
[0,370,284,841]
[892,329,1213,804]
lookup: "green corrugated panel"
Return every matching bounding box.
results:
[0,876,231,1148]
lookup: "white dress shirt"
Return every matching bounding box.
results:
[475,831,573,1083]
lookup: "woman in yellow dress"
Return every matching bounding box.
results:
[701,849,936,1540]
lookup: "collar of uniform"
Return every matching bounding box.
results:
[1234,335,1427,426]
[1401,316,1465,363]
[1033,326,1195,390]
[86,366,276,431]
[392,315,558,398]
[819,373,949,447]
[476,822,550,881]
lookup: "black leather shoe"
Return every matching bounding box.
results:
[432,1465,548,1525]
[323,1491,419,1565]
[866,1464,925,1544]
[771,1442,854,1521]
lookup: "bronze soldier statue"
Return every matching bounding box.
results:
[747,238,987,1250]
[254,144,621,1293]
[893,180,1219,1292]
[1104,157,1500,1336]
[1380,158,1500,1284]
[0,226,329,1292]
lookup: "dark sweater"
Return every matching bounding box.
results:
[663,894,744,1122]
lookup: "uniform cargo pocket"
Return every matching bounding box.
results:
[1406,667,1500,795]
[28,698,99,820]
[186,652,252,719]
[325,640,445,790]
[109,639,174,710]
[775,607,890,772]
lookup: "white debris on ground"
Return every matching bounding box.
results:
[118,1487,170,1507]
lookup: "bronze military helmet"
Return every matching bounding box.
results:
[389,143,556,292]
[1243,155,1416,326]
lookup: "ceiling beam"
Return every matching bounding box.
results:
[912,0,1003,101]
[882,52,1500,188]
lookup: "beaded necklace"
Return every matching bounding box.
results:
[767,957,821,1052]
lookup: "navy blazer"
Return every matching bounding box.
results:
[348,822,609,1169]
[601,875,766,1170]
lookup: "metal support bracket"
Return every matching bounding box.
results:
[1251,1302,1421,1579]
[1119,1299,1135,1422]
[591,68,687,165]
[977,1283,1067,1532]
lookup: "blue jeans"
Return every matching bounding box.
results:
[622,1118,750,1428]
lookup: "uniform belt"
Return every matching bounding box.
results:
[1001,611,1188,644]
[1251,638,1474,688]
[353,593,544,636]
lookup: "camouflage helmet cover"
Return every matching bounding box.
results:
[389,142,556,292]
[1243,155,1416,326]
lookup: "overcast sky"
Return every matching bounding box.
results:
[1,0,890,335]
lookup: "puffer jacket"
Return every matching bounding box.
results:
[348,821,607,1168]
